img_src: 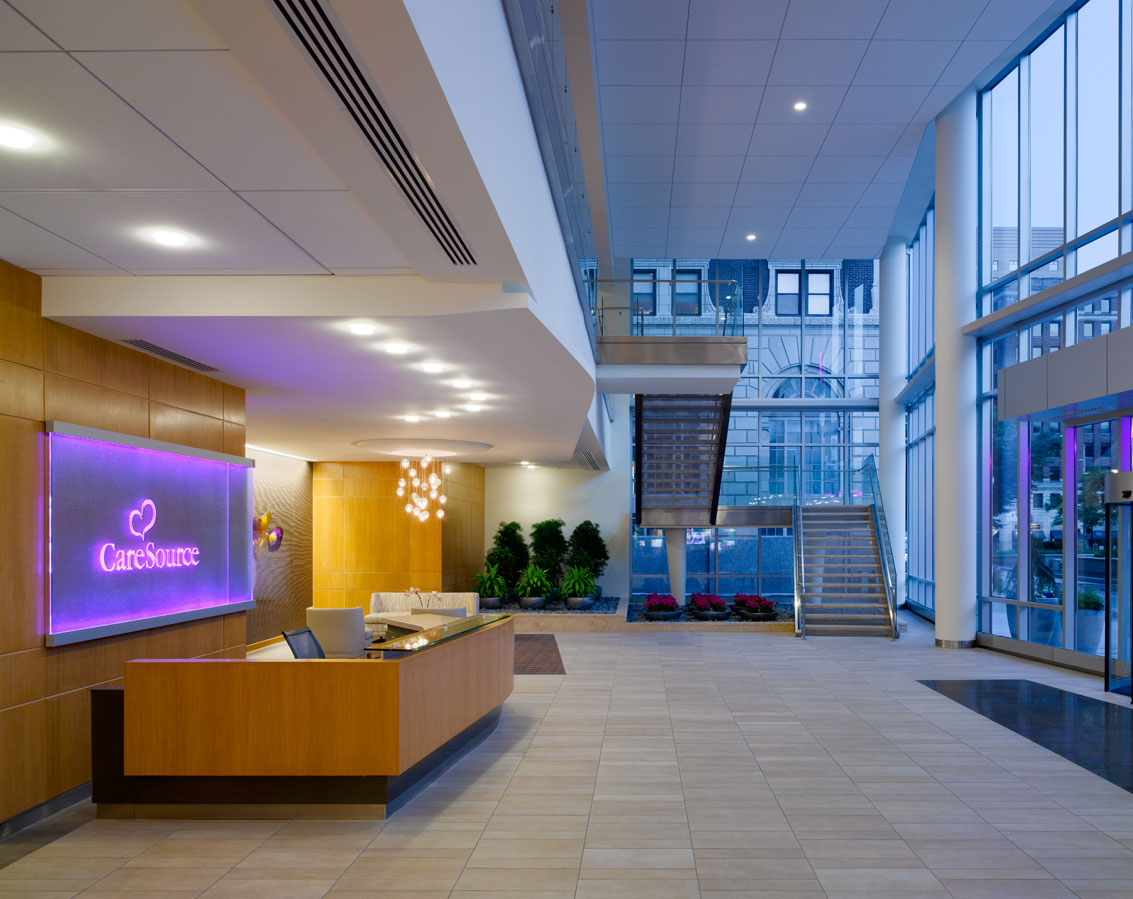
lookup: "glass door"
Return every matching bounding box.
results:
[1075,421,1115,656]
[1104,503,1130,696]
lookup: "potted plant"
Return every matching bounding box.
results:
[688,592,729,620]
[516,563,551,610]
[531,519,569,590]
[473,562,506,610]
[562,566,596,610]
[485,521,529,598]
[642,592,681,620]
[733,593,777,621]
[1077,587,1104,654]
[568,520,609,598]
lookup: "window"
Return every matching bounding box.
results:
[632,269,655,314]
[806,271,833,315]
[674,269,701,316]
[776,271,800,315]
[1034,492,1045,509]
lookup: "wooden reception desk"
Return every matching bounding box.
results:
[92,614,514,818]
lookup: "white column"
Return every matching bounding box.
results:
[934,90,980,647]
[664,528,687,604]
[879,238,908,609]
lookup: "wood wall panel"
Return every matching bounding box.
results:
[0,259,251,825]
[223,421,245,456]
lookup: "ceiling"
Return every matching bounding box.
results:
[592,0,1061,260]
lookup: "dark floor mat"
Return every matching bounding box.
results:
[920,678,1133,792]
[514,633,566,675]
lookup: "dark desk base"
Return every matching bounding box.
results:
[90,688,500,819]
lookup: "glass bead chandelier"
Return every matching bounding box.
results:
[396,455,446,521]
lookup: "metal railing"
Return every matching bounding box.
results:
[585,278,744,338]
[861,456,900,639]
[792,464,806,638]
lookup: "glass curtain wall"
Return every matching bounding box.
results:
[979,0,1133,316]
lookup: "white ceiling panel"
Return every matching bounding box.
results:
[732,183,802,207]
[757,85,847,124]
[615,227,668,244]
[740,155,815,183]
[915,84,969,124]
[748,123,830,156]
[774,226,839,249]
[726,207,792,230]
[794,182,866,207]
[785,206,851,229]
[602,123,678,156]
[0,53,219,190]
[835,86,932,125]
[874,0,987,40]
[970,0,1060,40]
[604,155,675,183]
[0,190,323,272]
[666,225,725,243]
[807,155,884,184]
[892,123,929,156]
[8,0,224,50]
[938,40,1013,85]
[606,182,674,207]
[856,181,907,207]
[681,40,777,85]
[676,123,755,156]
[0,206,119,272]
[853,40,960,86]
[670,183,737,207]
[239,191,410,272]
[600,85,682,123]
[610,206,672,229]
[769,40,869,85]
[666,204,734,227]
[667,243,721,257]
[591,0,690,40]
[720,230,781,253]
[672,155,745,183]
[77,50,344,191]
[596,40,684,85]
[0,2,54,49]
[686,0,789,40]
[843,206,900,229]
[678,86,764,124]
[780,0,888,40]
[872,155,915,184]
[831,226,890,247]
[820,123,904,156]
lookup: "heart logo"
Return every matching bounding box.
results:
[128,499,157,541]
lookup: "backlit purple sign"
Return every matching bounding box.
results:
[47,423,254,646]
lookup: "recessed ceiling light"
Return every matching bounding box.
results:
[746,234,757,241]
[449,378,473,390]
[464,404,482,412]
[793,101,807,111]
[434,410,454,418]
[421,362,446,373]
[145,227,196,248]
[519,460,529,465]
[401,414,422,422]
[384,342,412,355]
[467,392,488,402]
[0,122,39,150]
[348,322,377,336]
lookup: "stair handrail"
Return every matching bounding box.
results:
[861,456,899,640]
[793,462,806,638]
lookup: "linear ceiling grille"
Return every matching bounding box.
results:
[123,340,220,372]
[272,0,476,266]
[581,450,600,470]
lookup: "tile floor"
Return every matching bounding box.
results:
[5,612,1133,897]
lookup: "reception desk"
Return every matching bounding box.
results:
[91,614,514,818]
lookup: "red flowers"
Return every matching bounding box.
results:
[645,593,678,611]
[733,593,775,612]
[689,592,727,611]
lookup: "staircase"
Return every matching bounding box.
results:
[799,505,894,637]
[635,393,732,526]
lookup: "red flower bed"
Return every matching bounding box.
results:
[644,592,678,611]
[733,593,776,613]
[689,592,727,612]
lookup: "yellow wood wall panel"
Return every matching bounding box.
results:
[0,414,43,654]
[312,590,344,608]
[0,648,45,710]
[46,689,92,797]
[222,421,245,457]
[313,496,345,572]
[43,321,148,397]
[312,462,343,480]
[148,403,225,452]
[143,617,225,662]
[148,359,224,419]
[313,478,344,497]
[313,571,344,590]
[0,701,48,822]
[0,258,43,369]
[44,375,149,438]
[0,359,44,421]
[222,613,246,649]
[45,632,148,696]
[222,383,245,424]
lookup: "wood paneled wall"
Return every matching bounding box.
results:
[0,258,248,825]
[312,461,484,609]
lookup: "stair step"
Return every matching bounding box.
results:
[804,600,889,609]
[803,592,886,599]
[805,624,893,636]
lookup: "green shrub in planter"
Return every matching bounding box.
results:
[473,562,506,609]
[562,566,596,610]
[485,521,529,594]
[1078,587,1103,611]
[531,519,568,588]
[568,520,609,579]
[516,563,551,610]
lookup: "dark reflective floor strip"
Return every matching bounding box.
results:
[919,679,1133,792]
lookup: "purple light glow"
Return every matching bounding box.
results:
[48,431,252,642]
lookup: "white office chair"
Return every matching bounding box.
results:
[305,606,372,659]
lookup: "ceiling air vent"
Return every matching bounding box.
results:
[272,0,476,266]
[123,339,220,373]
[581,450,600,471]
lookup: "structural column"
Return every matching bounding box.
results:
[878,237,908,609]
[934,90,980,647]
[664,528,687,604]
